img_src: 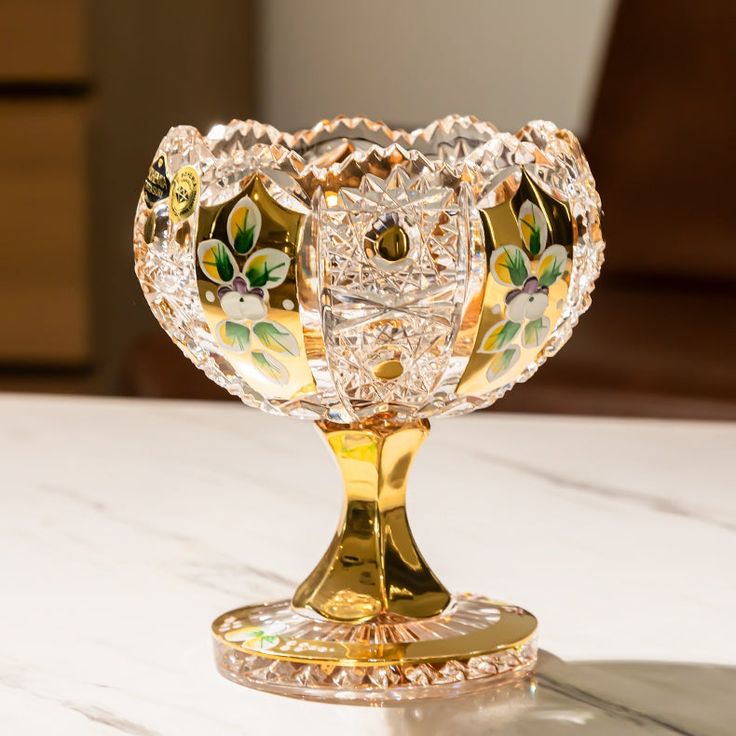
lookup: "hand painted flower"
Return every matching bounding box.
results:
[489,202,568,325]
[197,195,297,385]
[479,198,570,381]
[218,276,267,321]
[505,276,548,322]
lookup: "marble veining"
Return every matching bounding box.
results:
[459,447,736,533]
[0,395,734,734]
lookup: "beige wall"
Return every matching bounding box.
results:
[260,0,616,135]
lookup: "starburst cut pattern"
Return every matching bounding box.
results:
[317,167,470,419]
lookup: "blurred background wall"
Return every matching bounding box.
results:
[1,0,734,419]
[259,0,615,133]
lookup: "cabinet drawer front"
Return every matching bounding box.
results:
[0,0,87,81]
[0,100,90,363]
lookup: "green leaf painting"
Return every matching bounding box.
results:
[227,195,261,256]
[479,320,520,353]
[502,246,530,286]
[537,245,568,287]
[522,318,549,348]
[244,248,290,289]
[251,350,288,385]
[521,219,542,256]
[248,629,278,649]
[212,242,235,281]
[519,201,548,258]
[253,321,299,355]
[538,261,563,286]
[485,345,520,381]
[495,348,517,373]
[233,222,256,255]
[198,239,236,283]
[224,321,250,351]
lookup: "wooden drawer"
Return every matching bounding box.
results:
[0,0,87,81]
[0,100,90,363]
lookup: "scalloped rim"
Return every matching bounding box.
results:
[187,114,564,182]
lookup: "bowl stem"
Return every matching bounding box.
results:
[291,417,451,622]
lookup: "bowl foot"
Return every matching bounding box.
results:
[212,593,537,704]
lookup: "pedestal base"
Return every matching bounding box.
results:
[212,594,537,704]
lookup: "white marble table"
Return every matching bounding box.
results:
[1,394,734,734]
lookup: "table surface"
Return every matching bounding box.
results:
[1,394,734,734]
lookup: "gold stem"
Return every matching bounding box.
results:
[291,417,451,623]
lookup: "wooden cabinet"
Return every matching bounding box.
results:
[0,100,90,363]
[0,0,90,365]
[0,0,86,81]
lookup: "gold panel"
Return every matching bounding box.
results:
[0,100,90,363]
[195,176,316,400]
[457,169,576,396]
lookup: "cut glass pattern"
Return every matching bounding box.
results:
[316,168,472,420]
[213,594,537,703]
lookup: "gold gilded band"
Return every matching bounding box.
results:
[213,598,537,666]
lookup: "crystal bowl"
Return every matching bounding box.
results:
[134,116,603,424]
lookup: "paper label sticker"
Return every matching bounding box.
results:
[170,166,200,222]
[143,153,170,207]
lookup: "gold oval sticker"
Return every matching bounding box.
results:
[170,166,200,222]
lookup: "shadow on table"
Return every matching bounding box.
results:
[384,651,735,735]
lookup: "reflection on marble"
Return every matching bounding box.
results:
[0,395,734,734]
